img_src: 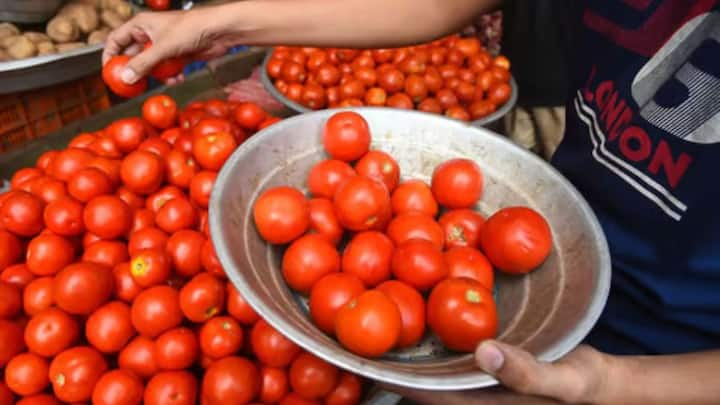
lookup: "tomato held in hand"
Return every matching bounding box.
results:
[438,209,485,249]
[282,234,340,294]
[4,352,49,396]
[49,346,108,403]
[131,285,183,338]
[143,94,178,129]
[322,112,371,162]
[85,301,135,354]
[376,280,426,349]
[199,316,244,359]
[202,356,260,405]
[307,159,356,200]
[309,273,366,335]
[103,56,148,98]
[445,247,494,290]
[54,262,114,315]
[431,158,483,209]
[250,319,301,368]
[341,231,394,287]
[335,290,401,358]
[333,176,390,231]
[253,186,310,245]
[480,206,552,274]
[91,369,144,405]
[427,278,497,352]
[391,239,447,291]
[24,308,78,357]
[144,371,198,405]
[289,353,339,400]
[387,212,445,249]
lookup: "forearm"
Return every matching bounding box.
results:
[597,350,720,404]
[206,0,501,48]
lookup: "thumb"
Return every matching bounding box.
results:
[122,44,170,84]
[475,340,588,402]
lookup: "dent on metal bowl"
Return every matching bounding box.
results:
[210,108,610,391]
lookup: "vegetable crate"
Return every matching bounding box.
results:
[0,73,110,153]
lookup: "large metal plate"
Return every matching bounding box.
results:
[210,108,611,391]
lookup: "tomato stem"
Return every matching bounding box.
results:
[466,289,482,304]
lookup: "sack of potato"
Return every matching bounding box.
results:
[0,0,133,61]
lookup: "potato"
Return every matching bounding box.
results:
[88,28,110,45]
[37,42,57,56]
[47,16,81,43]
[0,22,20,40]
[7,36,37,59]
[101,10,125,29]
[75,0,102,9]
[0,35,21,49]
[23,32,52,44]
[59,3,99,34]
[57,42,86,53]
[102,0,133,20]
[0,49,9,62]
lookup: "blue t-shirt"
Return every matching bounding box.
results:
[552,0,720,355]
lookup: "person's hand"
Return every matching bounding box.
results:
[384,340,612,404]
[101,9,231,85]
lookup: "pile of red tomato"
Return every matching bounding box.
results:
[253,112,553,358]
[265,35,513,122]
[0,96,364,405]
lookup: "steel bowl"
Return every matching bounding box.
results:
[210,108,610,391]
[259,48,518,129]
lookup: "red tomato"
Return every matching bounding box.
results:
[490,65,511,83]
[118,336,159,380]
[146,185,184,214]
[377,68,405,93]
[204,99,230,118]
[364,87,388,106]
[85,301,135,353]
[438,209,485,249]
[91,369,144,405]
[227,283,260,326]
[130,285,183,338]
[0,230,22,271]
[102,56,148,98]
[202,356,260,405]
[36,150,58,171]
[143,95,178,129]
[25,234,75,276]
[164,150,198,190]
[234,102,267,131]
[113,262,143,303]
[325,373,362,405]
[186,171,214,209]
[427,278,497,352]
[387,212,445,249]
[0,281,20,319]
[179,272,225,323]
[386,93,414,109]
[129,227,168,255]
[431,158,483,209]
[301,83,327,110]
[445,247,494,290]
[10,167,43,190]
[48,346,108,402]
[156,198,198,233]
[335,290,401,358]
[282,234,340,294]
[250,319,301,368]
[106,118,147,153]
[354,150,400,192]
[469,100,497,119]
[404,74,428,102]
[129,248,170,287]
[83,240,129,268]
[87,157,122,186]
[5,352,49,396]
[28,177,68,204]
[333,176,390,232]
[288,353,339,400]
[155,327,200,370]
[480,206,552,274]
[0,191,44,236]
[322,112,371,162]
[48,148,94,182]
[307,159,356,200]
[280,393,321,405]
[260,367,289,404]
[418,97,443,114]
[309,273,366,335]
[391,239,447,291]
[315,64,341,87]
[121,150,165,195]
[308,198,343,245]
[199,316,244,359]
[341,231,394,287]
[192,131,238,171]
[117,186,145,210]
[17,274,49,316]
[166,229,206,277]
[201,239,225,277]
[144,371,198,405]
[487,82,512,106]
[376,280,426,349]
[253,186,310,245]
[42,198,84,236]
[53,262,113,315]
[24,308,78,357]
[0,319,24,367]
[1,264,33,289]
[83,195,133,239]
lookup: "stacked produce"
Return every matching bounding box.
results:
[253,111,553,358]
[265,35,513,121]
[0,96,364,405]
[0,0,133,61]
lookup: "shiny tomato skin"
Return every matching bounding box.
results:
[427,278,497,352]
[445,247,494,290]
[85,300,135,353]
[386,92,414,109]
[308,198,343,245]
[288,353,339,400]
[144,371,198,405]
[390,180,438,217]
[139,137,173,158]
[227,283,260,326]
[333,176,390,232]
[199,316,243,359]
[202,356,260,405]
[10,167,43,190]
[189,171,216,208]
[166,230,206,278]
[479,206,553,274]
[280,393,321,405]
[192,131,238,171]
[112,262,143,303]
[376,280,426,349]
[341,231,394,287]
[282,234,340,294]
[431,158,483,209]
[25,234,74,277]
[130,286,183,338]
[322,112,371,162]
[121,150,165,195]
[83,195,133,239]
[354,150,400,192]
[234,102,267,130]
[91,369,144,405]
[48,346,108,403]
[253,186,310,245]
[155,327,200,370]
[377,68,404,93]
[24,308,78,357]
[335,290,401,358]
[387,212,445,249]
[0,230,22,271]
[106,117,147,153]
[179,272,225,323]
[438,209,485,249]
[53,262,114,315]
[0,191,44,237]
[0,320,24,367]
[118,336,159,380]
[146,185,184,213]
[129,227,168,256]
[103,55,148,98]
[250,319,301,368]
[165,149,198,189]
[309,273,366,335]
[201,239,225,277]
[130,207,157,234]
[325,373,363,405]
[66,168,112,203]
[48,148,94,182]
[4,352,49,396]
[260,367,289,404]
[156,198,198,234]
[143,94,178,129]
[307,159,356,200]
[391,239,447,291]
[1,264,33,289]
[117,186,145,210]
[82,240,129,268]
[23,277,53,316]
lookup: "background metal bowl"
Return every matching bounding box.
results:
[0,0,65,23]
[210,108,610,391]
[260,49,518,129]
